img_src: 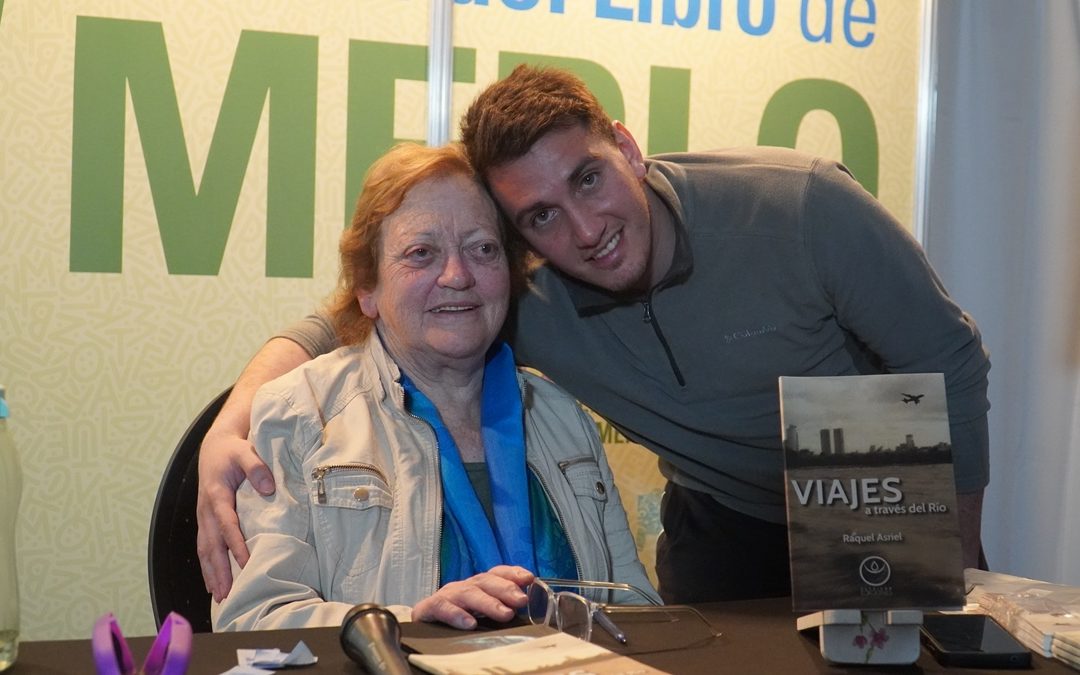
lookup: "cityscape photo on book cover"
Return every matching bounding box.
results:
[779,373,965,611]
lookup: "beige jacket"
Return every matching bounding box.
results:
[212,336,658,631]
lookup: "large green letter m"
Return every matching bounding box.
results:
[71,17,316,276]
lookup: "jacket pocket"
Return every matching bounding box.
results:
[559,456,610,505]
[309,464,394,584]
[556,456,613,581]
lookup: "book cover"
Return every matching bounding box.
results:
[403,624,670,675]
[779,373,965,611]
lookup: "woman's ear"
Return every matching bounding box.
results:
[357,290,378,320]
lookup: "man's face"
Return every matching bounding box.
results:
[485,122,660,294]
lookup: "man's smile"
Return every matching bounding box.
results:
[589,231,621,262]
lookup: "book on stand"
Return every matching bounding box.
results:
[779,373,966,612]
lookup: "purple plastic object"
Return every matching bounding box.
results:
[92,611,192,675]
[91,613,134,675]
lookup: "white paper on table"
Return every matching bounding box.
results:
[408,631,669,675]
[234,640,318,669]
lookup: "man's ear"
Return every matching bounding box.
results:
[612,120,646,178]
[357,290,378,320]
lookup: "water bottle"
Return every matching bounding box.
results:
[0,386,22,671]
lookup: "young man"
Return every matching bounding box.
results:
[197,65,990,604]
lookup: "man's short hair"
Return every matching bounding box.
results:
[460,64,615,178]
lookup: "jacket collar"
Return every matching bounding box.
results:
[360,331,532,413]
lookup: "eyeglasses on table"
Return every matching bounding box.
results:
[526,578,720,654]
[526,578,658,645]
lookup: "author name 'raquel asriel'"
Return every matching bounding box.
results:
[843,531,904,544]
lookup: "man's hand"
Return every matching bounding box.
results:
[196,430,274,602]
[194,337,314,601]
[412,566,535,630]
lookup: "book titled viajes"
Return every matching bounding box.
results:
[779,373,965,612]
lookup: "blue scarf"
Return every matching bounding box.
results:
[401,342,538,583]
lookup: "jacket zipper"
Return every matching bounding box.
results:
[398,385,443,597]
[311,463,388,504]
[528,462,584,582]
[641,296,686,387]
[518,381,585,578]
[557,457,595,472]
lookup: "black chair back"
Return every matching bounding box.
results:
[148,387,232,632]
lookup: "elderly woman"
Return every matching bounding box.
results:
[211,143,657,632]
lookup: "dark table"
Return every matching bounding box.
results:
[11,598,1073,673]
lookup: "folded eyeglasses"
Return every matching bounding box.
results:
[525,578,660,645]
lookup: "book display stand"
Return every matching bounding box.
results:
[797,609,923,665]
[778,374,964,667]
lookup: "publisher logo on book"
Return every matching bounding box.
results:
[859,555,893,595]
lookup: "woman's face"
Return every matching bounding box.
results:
[357,172,510,370]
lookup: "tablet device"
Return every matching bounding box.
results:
[920,614,1032,668]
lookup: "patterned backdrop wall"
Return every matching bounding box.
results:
[0,0,926,639]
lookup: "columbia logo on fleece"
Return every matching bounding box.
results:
[722,324,778,344]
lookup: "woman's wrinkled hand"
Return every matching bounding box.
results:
[411,566,536,630]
